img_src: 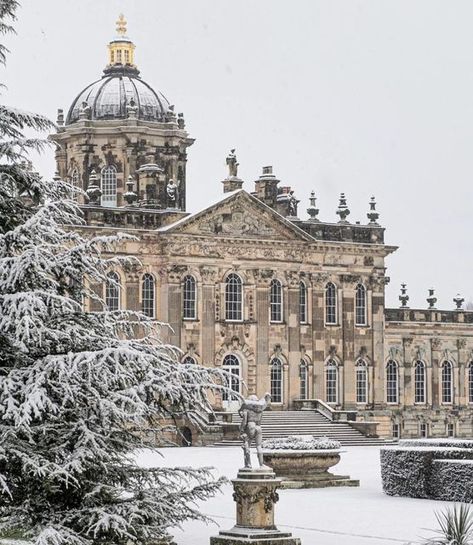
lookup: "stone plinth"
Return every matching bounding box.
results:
[210,468,300,544]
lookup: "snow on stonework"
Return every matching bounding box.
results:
[262,435,342,450]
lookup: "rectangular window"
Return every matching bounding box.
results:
[356,367,367,403]
[420,423,428,438]
[447,423,455,437]
[392,423,400,439]
[326,367,337,404]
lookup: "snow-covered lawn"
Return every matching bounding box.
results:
[137,445,456,545]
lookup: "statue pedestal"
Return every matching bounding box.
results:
[210,468,301,544]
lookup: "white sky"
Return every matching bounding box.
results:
[3,0,473,309]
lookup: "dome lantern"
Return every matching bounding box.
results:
[107,14,136,70]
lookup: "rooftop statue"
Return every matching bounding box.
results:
[226,148,239,178]
[239,393,271,470]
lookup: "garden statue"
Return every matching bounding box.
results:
[239,393,271,469]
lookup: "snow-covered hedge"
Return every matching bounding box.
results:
[430,460,473,502]
[262,435,341,451]
[399,438,473,449]
[380,445,473,499]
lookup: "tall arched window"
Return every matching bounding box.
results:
[225,273,243,321]
[270,279,283,323]
[468,362,473,404]
[105,272,120,311]
[414,360,426,404]
[325,282,337,325]
[141,273,155,318]
[386,360,399,404]
[355,359,368,403]
[222,354,240,401]
[355,284,367,326]
[270,358,283,403]
[441,361,453,404]
[299,360,309,400]
[70,168,80,202]
[325,359,338,404]
[101,165,117,207]
[299,281,308,324]
[183,275,197,319]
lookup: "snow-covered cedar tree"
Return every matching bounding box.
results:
[0,3,229,545]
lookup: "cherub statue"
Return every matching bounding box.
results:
[239,393,271,469]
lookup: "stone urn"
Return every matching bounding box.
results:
[262,436,359,489]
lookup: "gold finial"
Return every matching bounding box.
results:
[116,13,127,36]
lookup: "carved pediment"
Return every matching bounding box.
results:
[161,191,312,242]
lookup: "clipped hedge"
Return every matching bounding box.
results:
[380,445,473,499]
[399,438,473,449]
[431,460,473,502]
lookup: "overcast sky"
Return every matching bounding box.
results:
[3,0,473,309]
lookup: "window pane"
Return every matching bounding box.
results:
[356,360,367,403]
[325,283,337,324]
[270,358,283,403]
[299,281,307,324]
[183,275,197,319]
[386,360,398,403]
[441,361,453,403]
[299,361,308,399]
[326,359,338,403]
[105,272,120,311]
[142,273,155,318]
[355,284,367,326]
[270,279,283,323]
[222,354,240,401]
[225,274,242,321]
[414,361,425,403]
[101,166,117,207]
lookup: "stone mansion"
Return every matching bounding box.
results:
[51,16,473,439]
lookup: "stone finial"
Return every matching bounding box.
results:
[453,293,465,310]
[307,190,319,222]
[399,283,410,309]
[177,112,185,129]
[86,170,102,205]
[123,175,138,206]
[336,192,350,223]
[56,109,64,127]
[367,196,380,224]
[427,288,437,310]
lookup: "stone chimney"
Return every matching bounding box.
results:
[253,166,280,208]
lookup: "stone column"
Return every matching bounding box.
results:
[210,468,301,545]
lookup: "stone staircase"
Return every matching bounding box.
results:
[212,410,390,447]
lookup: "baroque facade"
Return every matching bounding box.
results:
[51,16,473,439]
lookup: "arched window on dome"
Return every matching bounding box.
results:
[414,360,426,404]
[105,272,120,311]
[101,165,117,207]
[141,273,155,318]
